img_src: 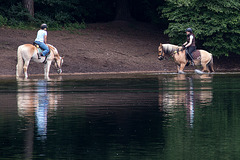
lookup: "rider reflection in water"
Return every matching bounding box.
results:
[186,78,194,128]
[36,80,49,141]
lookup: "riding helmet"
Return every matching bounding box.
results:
[41,23,48,29]
[185,28,193,33]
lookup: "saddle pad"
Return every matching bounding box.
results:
[33,42,43,51]
[192,50,201,59]
[37,47,42,53]
[33,43,43,54]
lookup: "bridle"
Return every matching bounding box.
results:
[158,45,165,60]
[55,57,63,74]
[158,45,181,60]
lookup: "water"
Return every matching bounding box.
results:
[1,73,240,160]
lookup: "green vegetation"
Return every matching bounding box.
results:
[0,0,90,30]
[160,0,240,56]
[0,0,163,30]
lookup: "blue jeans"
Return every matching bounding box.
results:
[34,41,49,56]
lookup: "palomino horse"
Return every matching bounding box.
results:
[158,43,214,74]
[16,44,63,79]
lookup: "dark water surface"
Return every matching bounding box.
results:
[1,73,240,160]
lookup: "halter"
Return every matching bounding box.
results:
[55,57,63,74]
[158,45,165,60]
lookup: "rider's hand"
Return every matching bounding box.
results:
[181,45,185,51]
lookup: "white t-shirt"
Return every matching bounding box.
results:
[35,30,47,42]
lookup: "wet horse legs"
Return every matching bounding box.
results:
[177,63,186,74]
[44,61,51,79]
[23,60,30,78]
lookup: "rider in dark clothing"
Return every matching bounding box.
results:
[182,28,196,66]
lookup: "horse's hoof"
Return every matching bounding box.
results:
[195,69,204,74]
[178,71,185,74]
[57,69,62,74]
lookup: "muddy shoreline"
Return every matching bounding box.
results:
[0,21,239,76]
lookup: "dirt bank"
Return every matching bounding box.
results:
[0,21,239,76]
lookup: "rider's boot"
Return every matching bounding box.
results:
[37,52,41,59]
[188,52,195,66]
[191,60,195,66]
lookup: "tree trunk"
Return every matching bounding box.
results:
[22,0,34,17]
[115,0,132,21]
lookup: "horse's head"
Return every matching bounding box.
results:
[48,45,64,74]
[158,43,165,60]
[54,56,63,74]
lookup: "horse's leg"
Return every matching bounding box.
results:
[178,63,186,74]
[200,51,214,73]
[201,62,208,72]
[208,58,215,73]
[44,61,51,79]
[23,60,30,78]
[177,65,180,73]
[210,63,215,72]
[16,46,24,77]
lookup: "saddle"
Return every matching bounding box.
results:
[186,49,201,60]
[191,50,201,60]
[185,49,201,66]
[33,42,43,58]
[33,42,50,63]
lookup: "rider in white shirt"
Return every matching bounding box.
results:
[34,24,49,57]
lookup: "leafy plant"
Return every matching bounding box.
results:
[0,15,7,26]
[159,0,240,56]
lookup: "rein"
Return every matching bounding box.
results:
[172,48,180,56]
[55,57,63,69]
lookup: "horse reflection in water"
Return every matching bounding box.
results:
[158,74,213,128]
[17,78,61,159]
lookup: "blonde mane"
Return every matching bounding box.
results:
[47,44,59,56]
[162,44,179,54]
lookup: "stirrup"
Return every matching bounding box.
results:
[37,53,41,59]
[42,55,48,64]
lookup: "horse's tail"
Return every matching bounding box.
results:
[207,54,214,72]
[16,45,24,77]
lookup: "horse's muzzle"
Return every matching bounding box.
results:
[57,69,62,74]
[158,56,164,60]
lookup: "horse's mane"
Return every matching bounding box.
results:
[162,44,179,54]
[47,44,59,56]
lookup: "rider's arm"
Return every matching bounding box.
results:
[185,35,193,47]
[44,35,47,44]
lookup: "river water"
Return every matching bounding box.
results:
[1,73,240,160]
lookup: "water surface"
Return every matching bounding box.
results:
[1,73,240,160]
